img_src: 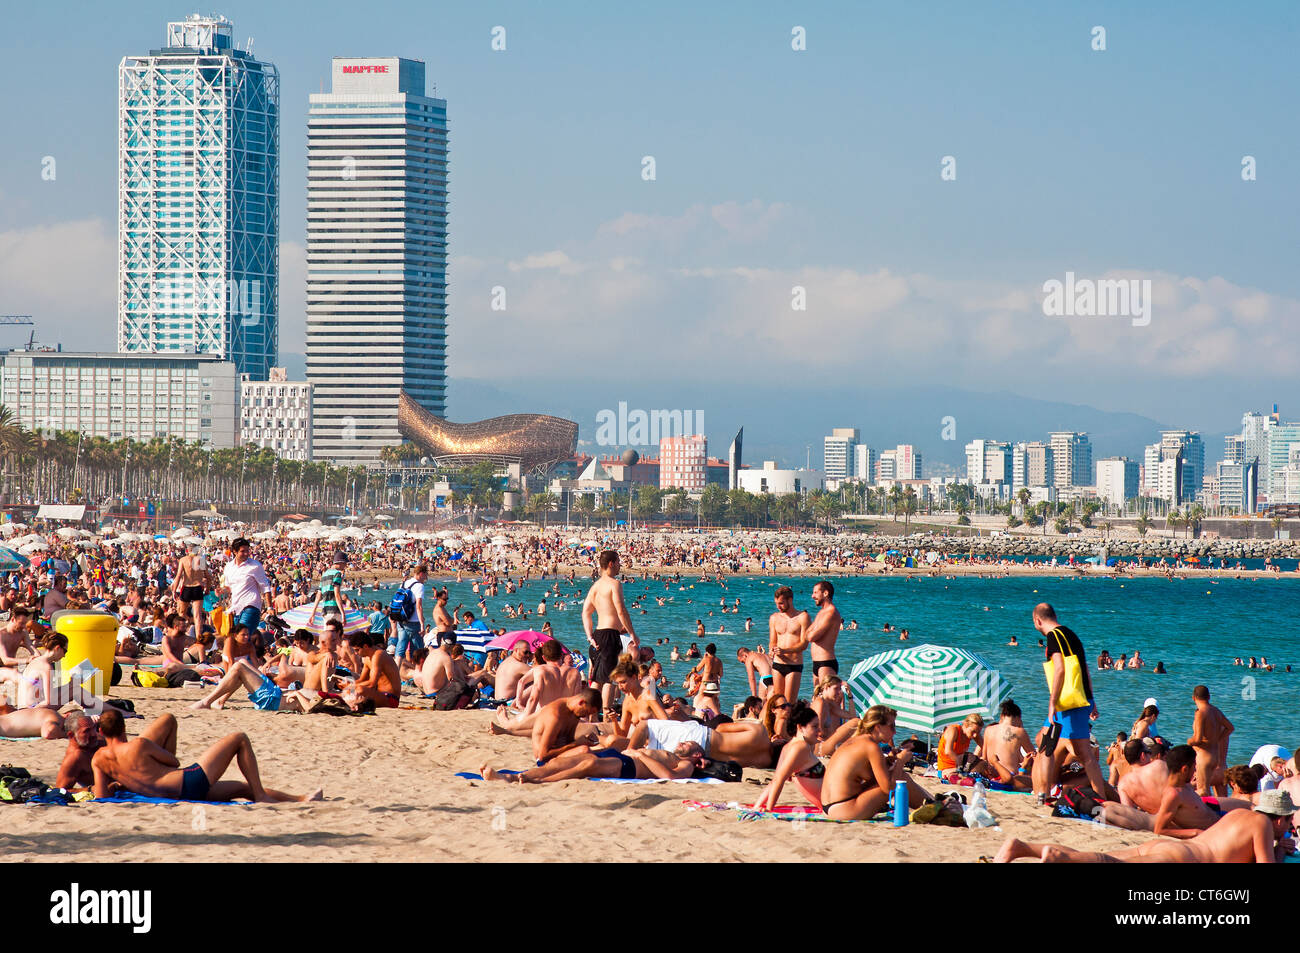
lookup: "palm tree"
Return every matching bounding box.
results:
[901,486,918,531]
[887,485,904,522]
[1166,508,1183,539]
[1016,486,1031,517]
[1271,515,1284,539]
[528,491,558,528]
[574,495,595,527]
[1136,513,1151,537]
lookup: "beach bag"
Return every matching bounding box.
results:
[1042,627,1089,711]
[432,678,472,711]
[129,670,168,688]
[693,759,743,783]
[388,584,415,622]
[1058,784,1104,818]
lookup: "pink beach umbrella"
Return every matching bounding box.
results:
[485,630,552,652]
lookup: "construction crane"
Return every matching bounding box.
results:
[0,316,36,349]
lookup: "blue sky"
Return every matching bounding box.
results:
[1,1,1297,463]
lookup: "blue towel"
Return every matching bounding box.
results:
[94,791,248,805]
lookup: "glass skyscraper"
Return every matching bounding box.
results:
[306,57,449,465]
[118,15,279,380]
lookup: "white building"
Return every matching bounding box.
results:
[1095,457,1139,507]
[823,428,859,482]
[878,444,921,482]
[0,350,237,447]
[737,461,822,495]
[240,367,312,460]
[966,439,1011,485]
[854,445,877,485]
[307,57,449,464]
[118,15,279,381]
[1048,432,1091,488]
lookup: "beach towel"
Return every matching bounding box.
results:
[0,736,42,742]
[454,771,722,784]
[94,791,249,805]
[682,799,891,823]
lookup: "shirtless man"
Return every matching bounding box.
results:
[348,631,402,709]
[431,590,456,642]
[491,639,581,733]
[628,717,778,768]
[42,575,69,618]
[0,605,36,698]
[1189,684,1233,796]
[0,703,67,739]
[996,790,1296,863]
[491,642,533,704]
[980,700,1035,790]
[611,658,668,738]
[55,710,104,789]
[689,643,723,715]
[806,580,843,680]
[172,543,210,638]
[92,709,321,803]
[303,622,340,691]
[1100,744,1239,834]
[582,550,638,712]
[159,612,192,672]
[768,586,810,702]
[526,689,601,764]
[737,647,773,699]
[411,637,456,696]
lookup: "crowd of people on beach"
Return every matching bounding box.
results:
[1,515,1296,862]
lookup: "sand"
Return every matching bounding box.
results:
[0,685,1165,862]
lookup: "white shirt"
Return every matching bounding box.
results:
[404,578,426,621]
[224,557,272,614]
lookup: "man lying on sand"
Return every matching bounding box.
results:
[995,790,1296,863]
[501,689,602,764]
[1097,744,1251,834]
[0,702,68,740]
[626,716,777,768]
[92,709,321,803]
[481,744,702,784]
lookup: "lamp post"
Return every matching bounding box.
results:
[622,450,639,536]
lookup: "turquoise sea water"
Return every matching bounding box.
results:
[363,573,1297,765]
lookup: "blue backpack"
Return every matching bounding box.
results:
[388,584,415,622]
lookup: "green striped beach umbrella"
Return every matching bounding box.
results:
[846,643,1012,734]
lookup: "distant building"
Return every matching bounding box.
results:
[1012,441,1053,489]
[240,367,312,460]
[1,350,237,448]
[1048,432,1091,488]
[966,439,1012,485]
[1216,459,1258,513]
[660,434,707,491]
[119,15,279,380]
[1095,457,1139,506]
[854,445,877,485]
[1266,420,1300,502]
[879,444,921,482]
[728,427,743,490]
[738,461,822,496]
[823,428,859,482]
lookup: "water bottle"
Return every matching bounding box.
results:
[892,779,909,826]
[964,780,996,828]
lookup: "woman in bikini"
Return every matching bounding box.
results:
[753,704,825,812]
[820,705,934,820]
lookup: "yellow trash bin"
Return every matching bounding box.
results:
[52,609,118,696]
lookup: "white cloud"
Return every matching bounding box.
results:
[0,218,116,349]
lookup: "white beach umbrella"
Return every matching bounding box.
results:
[56,527,79,539]
[171,527,193,539]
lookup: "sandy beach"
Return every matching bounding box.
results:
[1,685,1162,863]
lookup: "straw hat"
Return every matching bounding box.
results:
[1253,790,1296,816]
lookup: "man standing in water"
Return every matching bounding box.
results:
[769,585,810,701]
[807,580,843,680]
[1189,684,1234,796]
[582,550,638,713]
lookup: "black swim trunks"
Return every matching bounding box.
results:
[180,585,205,603]
[593,747,637,780]
[812,658,839,676]
[772,661,803,676]
[180,763,210,800]
[590,628,622,683]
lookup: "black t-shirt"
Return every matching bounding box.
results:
[1044,624,1095,705]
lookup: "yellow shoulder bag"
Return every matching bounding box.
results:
[1042,627,1089,710]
